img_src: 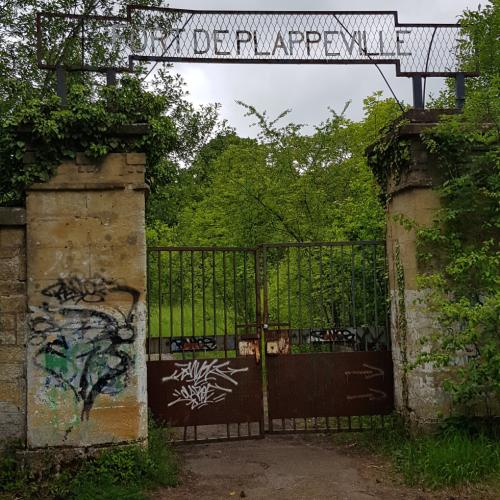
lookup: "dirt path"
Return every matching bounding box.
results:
[153,434,440,500]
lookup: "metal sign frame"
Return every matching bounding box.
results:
[36,6,478,78]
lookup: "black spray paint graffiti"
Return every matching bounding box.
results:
[30,276,140,421]
[170,336,217,353]
[309,327,388,350]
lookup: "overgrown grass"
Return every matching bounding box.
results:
[0,421,178,499]
[334,417,500,490]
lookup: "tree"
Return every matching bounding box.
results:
[0,1,227,208]
[170,95,401,247]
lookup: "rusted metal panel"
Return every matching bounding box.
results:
[148,358,263,427]
[238,338,261,363]
[266,330,291,355]
[267,351,394,419]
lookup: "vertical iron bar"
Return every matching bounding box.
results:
[169,251,173,340]
[191,251,195,339]
[308,248,313,340]
[329,246,335,352]
[263,245,269,327]
[223,251,228,358]
[276,254,280,326]
[243,252,248,329]
[202,251,206,337]
[319,246,324,328]
[233,252,237,344]
[158,249,162,359]
[340,246,345,327]
[351,245,357,349]
[361,246,367,350]
[287,248,291,331]
[297,249,302,344]
[180,251,184,340]
[372,244,379,348]
[146,251,151,362]
[212,251,217,337]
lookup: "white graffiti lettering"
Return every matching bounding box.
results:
[162,359,248,410]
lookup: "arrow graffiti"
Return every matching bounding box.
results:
[344,363,385,381]
[346,388,387,401]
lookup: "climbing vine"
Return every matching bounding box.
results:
[0,77,180,206]
[366,117,411,202]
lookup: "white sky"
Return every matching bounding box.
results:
[157,1,481,136]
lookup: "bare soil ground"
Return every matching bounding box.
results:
[152,434,497,500]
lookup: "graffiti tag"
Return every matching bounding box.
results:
[30,275,140,421]
[162,359,248,410]
[170,336,217,353]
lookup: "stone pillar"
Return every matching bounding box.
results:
[26,153,148,448]
[384,111,451,427]
[0,208,27,442]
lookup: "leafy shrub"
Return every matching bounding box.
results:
[0,421,178,499]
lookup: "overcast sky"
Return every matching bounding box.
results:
[153,1,481,136]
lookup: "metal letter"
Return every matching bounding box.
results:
[236,30,252,55]
[272,31,289,56]
[288,31,304,55]
[396,30,412,56]
[323,31,340,56]
[253,31,270,56]
[361,31,378,56]
[194,29,210,54]
[305,31,321,56]
[213,30,230,55]
[379,31,395,56]
[341,31,358,56]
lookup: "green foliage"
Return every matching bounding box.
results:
[411,2,500,416]
[161,93,402,247]
[394,432,500,489]
[0,422,178,499]
[335,420,500,490]
[0,78,177,206]
[0,0,227,207]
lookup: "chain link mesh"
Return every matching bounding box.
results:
[37,8,476,76]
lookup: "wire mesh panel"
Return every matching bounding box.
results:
[37,8,477,77]
[146,247,264,443]
[261,241,393,433]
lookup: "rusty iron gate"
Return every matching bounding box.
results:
[146,241,393,443]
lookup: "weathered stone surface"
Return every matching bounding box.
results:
[0,211,29,442]
[0,208,26,226]
[384,113,452,428]
[25,153,147,450]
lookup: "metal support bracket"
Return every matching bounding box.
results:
[412,76,424,109]
[56,66,67,105]
[455,73,466,110]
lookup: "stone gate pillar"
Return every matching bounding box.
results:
[26,151,148,448]
[381,111,452,427]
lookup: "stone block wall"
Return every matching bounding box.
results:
[26,153,148,448]
[0,208,27,442]
[385,113,451,427]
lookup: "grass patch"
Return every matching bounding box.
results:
[0,421,178,499]
[333,417,500,490]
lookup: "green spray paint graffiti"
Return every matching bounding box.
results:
[30,276,140,420]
